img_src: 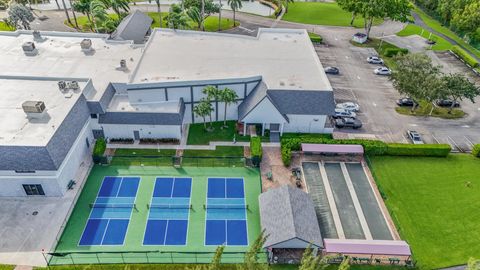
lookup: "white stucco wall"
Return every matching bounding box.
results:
[0,121,93,197]
[283,114,329,133]
[242,97,286,124]
[102,124,182,139]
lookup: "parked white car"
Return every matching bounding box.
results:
[334,108,357,119]
[407,130,424,144]
[367,56,384,64]
[336,102,360,112]
[374,67,392,75]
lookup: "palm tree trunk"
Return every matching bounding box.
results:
[54,0,61,9]
[201,0,205,31]
[86,12,94,31]
[233,9,235,27]
[350,12,355,26]
[224,103,228,126]
[156,1,162,28]
[218,0,221,31]
[203,117,207,129]
[69,0,79,29]
[61,0,72,25]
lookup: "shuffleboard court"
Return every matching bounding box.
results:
[143,177,192,246]
[205,177,248,246]
[79,176,140,246]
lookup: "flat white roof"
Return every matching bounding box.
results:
[131,28,333,91]
[0,78,87,146]
[0,31,143,100]
[108,95,181,113]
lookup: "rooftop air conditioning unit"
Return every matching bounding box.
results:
[22,101,46,119]
[32,30,44,42]
[120,59,127,69]
[68,81,80,91]
[80,39,93,52]
[58,80,68,93]
[22,42,38,56]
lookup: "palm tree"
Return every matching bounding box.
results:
[102,0,130,16]
[68,0,79,28]
[200,0,204,31]
[90,0,108,32]
[154,0,162,27]
[217,0,221,31]
[193,99,214,130]
[61,0,72,25]
[282,0,293,13]
[219,88,238,127]
[72,0,93,30]
[227,0,241,26]
[167,3,188,29]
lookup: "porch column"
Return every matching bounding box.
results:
[262,123,265,136]
[280,123,284,136]
[243,122,247,136]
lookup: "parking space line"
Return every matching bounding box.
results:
[447,136,461,152]
[318,162,345,239]
[464,136,474,147]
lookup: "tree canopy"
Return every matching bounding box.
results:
[8,3,34,30]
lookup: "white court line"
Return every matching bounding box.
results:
[318,162,345,239]
[340,163,373,240]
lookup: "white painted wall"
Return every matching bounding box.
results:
[242,97,286,124]
[102,124,181,139]
[0,121,93,197]
[283,114,329,133]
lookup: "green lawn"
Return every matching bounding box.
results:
[0,265,14,270]
[395,100,465,119]
[0,22,15,31]
[397,24,452,51]
[67,12,237,32]
[183,146,244,157]
[110,148,176,166]
[182,146,245,167]
[114,148,177,156]
[413,6,480,59]
[368,154,480,268]
[187,121,251,145]
[282,2,383,28]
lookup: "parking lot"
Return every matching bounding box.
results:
[315,41,480,152]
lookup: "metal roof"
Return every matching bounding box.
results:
[110,10,153,44]
[324,239,411,256]
[259,185,323,248]
[302,144,364,154]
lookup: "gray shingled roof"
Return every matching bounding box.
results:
[267,90,335,116]
[238,81,268,120]
[259,185,323,248]
[239,82,335,121]
[110,10,153,44]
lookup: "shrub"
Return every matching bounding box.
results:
[384,48,409,57]
[385,143,451,157]
[452,45,479,68]
[109,138,134,144]
[250,136,262,167]
[140,138,180,144]
[93,138,106,157]
[308,32,323,43]
[472,144,480,157]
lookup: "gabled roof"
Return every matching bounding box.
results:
[259,185,323,248]
[111,10,153,44]
[238,81,270,120]
[267,90,335,115]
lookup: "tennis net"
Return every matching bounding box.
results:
[147,204,192,210]
[203,204,249,210]
[89,203,137,209]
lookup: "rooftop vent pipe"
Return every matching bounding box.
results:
[22,42,38,56]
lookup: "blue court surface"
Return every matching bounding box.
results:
[205,177,248,246]
[143,177,192,246]
[79,176,140,246]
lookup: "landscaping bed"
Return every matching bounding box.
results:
[349,38,406,69]
[396,24,452,51]
[395,101,465,119]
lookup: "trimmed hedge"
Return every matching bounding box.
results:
[385,143,451,157]
[472,144,480,157]
[93,138,106,157]
[250,136,262,167]
[452,45,479,68]
[281,137,452,166]
[384,48,409,57]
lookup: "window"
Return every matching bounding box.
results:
[90,114,98,119]
[23,184,45,196]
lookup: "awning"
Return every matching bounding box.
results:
[301,143,364,154]
[324,239,411,256]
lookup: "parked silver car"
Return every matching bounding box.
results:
[336,102,360,112]
[334,108,357,119]
[374,67,392,75]
[407,130,424,144]
[367,56,384,64]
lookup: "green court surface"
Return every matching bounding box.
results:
[52,165,262,265]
